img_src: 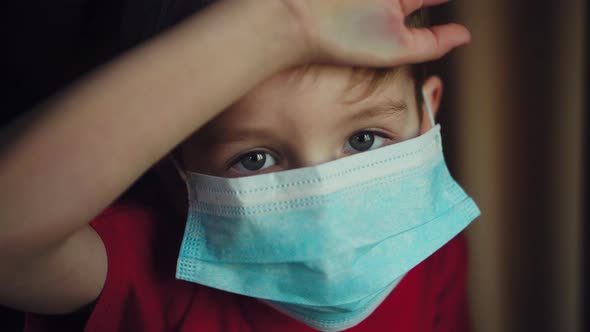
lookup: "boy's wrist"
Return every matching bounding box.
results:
[237,0,310,70]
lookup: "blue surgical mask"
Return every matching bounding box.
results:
[174,99,480,331]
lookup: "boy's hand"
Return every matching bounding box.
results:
[282,0,470,66]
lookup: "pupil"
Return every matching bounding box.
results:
[241,152,266,171]
[350,132,375,151]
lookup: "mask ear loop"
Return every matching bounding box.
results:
[422,90,436,128]
[168,154,188,182]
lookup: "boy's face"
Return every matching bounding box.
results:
[180,66,436,177]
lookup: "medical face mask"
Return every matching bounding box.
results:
[173,98,480,331]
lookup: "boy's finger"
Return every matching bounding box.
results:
[403,23,471,62]
[400,0,449,15]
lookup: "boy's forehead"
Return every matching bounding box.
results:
[279,65,410,102]
[225,64,415,121]
[189,65,416,144]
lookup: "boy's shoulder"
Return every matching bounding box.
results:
[90,176,185,247]
[90,194,186,279]
[90,196,168,237]
[26,196,196,332]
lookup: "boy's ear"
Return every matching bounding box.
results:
[419,75,443,134]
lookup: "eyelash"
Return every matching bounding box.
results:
[227,148,279,171]
[228,129,395,175]
[345,129,393,153]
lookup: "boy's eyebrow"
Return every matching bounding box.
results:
[349,99,408,121]
[207,127,279,145]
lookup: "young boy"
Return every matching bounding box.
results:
[0,0,475,331]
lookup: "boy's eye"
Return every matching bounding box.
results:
[344,131,388,153]
[231,151,277,174]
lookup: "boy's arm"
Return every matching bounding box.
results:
[0,0,470,314]
[0,0,301,314]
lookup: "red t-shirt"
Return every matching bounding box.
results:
[25,196,471,332]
